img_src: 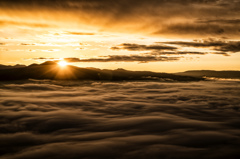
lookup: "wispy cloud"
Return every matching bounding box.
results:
[111,43,177,51]
[20,43,35,46]
[111,40,238,56]
[64,55,180,63]
[0,20,53,28]
[162,39,240,53]
[65,32,95,35]
[197,19,240,24]
[32,55,180,63]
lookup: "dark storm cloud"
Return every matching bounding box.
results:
[111,43,177,51]
[0,0,222,9]
[64,55,180,63]
[1,0,240,37]
[0,80,240,159]
[162,39,240,53]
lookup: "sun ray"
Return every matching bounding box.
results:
[58,60,68,67]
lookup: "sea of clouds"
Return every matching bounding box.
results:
[0,80,240,159]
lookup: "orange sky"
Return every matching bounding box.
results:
[0,0,240,72]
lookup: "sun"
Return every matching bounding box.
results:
[58,61,68,67]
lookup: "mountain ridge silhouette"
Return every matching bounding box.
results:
[0,61,203,81]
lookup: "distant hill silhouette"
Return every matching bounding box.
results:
[176,70,240,79]
[0,61,203,81]
[0,64,26,70]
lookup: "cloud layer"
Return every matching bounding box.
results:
[0,80,240,159]
[110,39,240,57]
[30,38,240,65]
[1,0,240,37]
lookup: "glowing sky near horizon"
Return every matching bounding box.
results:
[0,0,240,72]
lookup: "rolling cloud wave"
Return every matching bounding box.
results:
[0,80,239,159]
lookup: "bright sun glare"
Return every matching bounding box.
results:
[58,61,68,67]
